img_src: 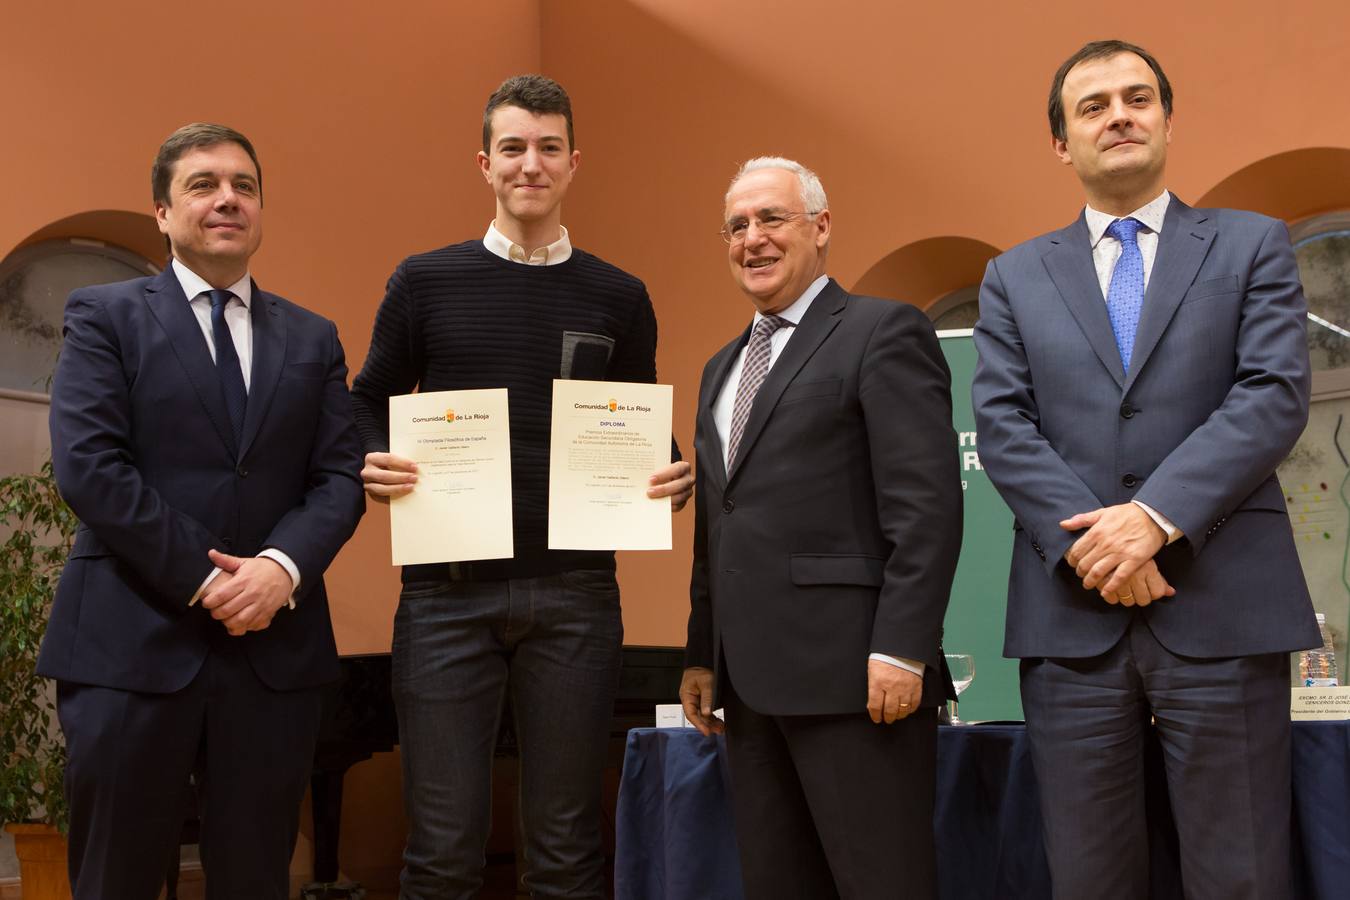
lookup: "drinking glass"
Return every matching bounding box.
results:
[945,654,975,724]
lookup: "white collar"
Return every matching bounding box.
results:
[751,274,830,329]
[483,221,572,265]
[171,258,252,308]
[1085,189,1171,246]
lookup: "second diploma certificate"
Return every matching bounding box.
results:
[388,388,513,565]
[548,379,673,551]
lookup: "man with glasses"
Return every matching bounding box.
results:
[680,157,961,899]
[351,75,691,899]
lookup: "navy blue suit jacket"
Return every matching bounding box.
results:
[973,199,1320,659]
[39,267,366,693]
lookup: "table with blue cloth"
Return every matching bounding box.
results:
[615,722,1350,899]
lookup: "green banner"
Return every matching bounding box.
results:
[940,331,1022,722]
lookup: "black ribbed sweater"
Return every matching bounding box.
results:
[351,240,660,582]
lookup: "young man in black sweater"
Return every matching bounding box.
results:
[351,75,692,899]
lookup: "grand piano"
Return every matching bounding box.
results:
[301,646,685,898]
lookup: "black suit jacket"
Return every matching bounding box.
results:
[685,280,962,715]
[39,267,366,694]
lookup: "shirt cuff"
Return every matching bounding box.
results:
[189,567,223,606]
[868,653,925,677]
[1132,500,1182,544]
[258,549,301,610]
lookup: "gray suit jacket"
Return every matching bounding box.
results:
[973,199,1319,659]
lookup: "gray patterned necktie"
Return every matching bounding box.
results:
[726,315,791,469]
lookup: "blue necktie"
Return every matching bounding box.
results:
[1105,217,1145,372]
[206,290,247,446]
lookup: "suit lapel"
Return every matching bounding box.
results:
[143,268,238,453]
[1042,213,1126,389]
[726,279,844,484]
[699,331,747,490]
[238,284,286,459]
[1124,200,1215,392]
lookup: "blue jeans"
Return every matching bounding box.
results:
[392,569,623,899]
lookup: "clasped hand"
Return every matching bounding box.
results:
[198,550,292,636]
[1061,502,1175,606]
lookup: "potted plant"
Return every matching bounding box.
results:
[1,459,76,900]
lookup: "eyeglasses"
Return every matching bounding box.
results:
[719,210,820,244]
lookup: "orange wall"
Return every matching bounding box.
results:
[7,1,1350,885]
[542,0,1350,644]
[2,0,542,658]
[9,1,1350,652]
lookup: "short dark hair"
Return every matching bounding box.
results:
[482,75,575,153]
[1048,40,1173,141]
[151,122,262,206]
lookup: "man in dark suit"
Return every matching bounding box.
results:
[680,157,962,899]
[39,123,366,899]
[972,40,1320,899]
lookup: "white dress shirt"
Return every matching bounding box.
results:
[172,259,302,605]
[713,275,924,678]
[483,221,572,265]
[1082,190,1182,544]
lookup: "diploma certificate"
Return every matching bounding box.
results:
[388,389,513,565]
[548,380,673,551]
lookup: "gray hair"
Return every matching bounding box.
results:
[726,156,828,213]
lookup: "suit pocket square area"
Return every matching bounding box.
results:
[789,553,886,587]
[561,331,615,380]
[1181,275,1239,304]
[778,378,842,405]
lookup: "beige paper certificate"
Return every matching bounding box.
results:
[388,389,513,565]
[548,380,673,551]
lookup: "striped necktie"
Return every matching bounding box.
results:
[726,315,791,469]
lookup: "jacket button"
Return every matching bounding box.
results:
[1122,473,1138,488]
[722,498,735,514]
[236,464,248,478]
[1120,402,1135,419]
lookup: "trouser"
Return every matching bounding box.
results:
[723,673,939,900]
[58,640,322,900]
[1021,615,1293,900]
[392,569,623,899]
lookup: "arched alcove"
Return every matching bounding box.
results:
[851,236,1001,318]
[1196,148,1350,222]
[0,211,159,480]
[1,212,160,400]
